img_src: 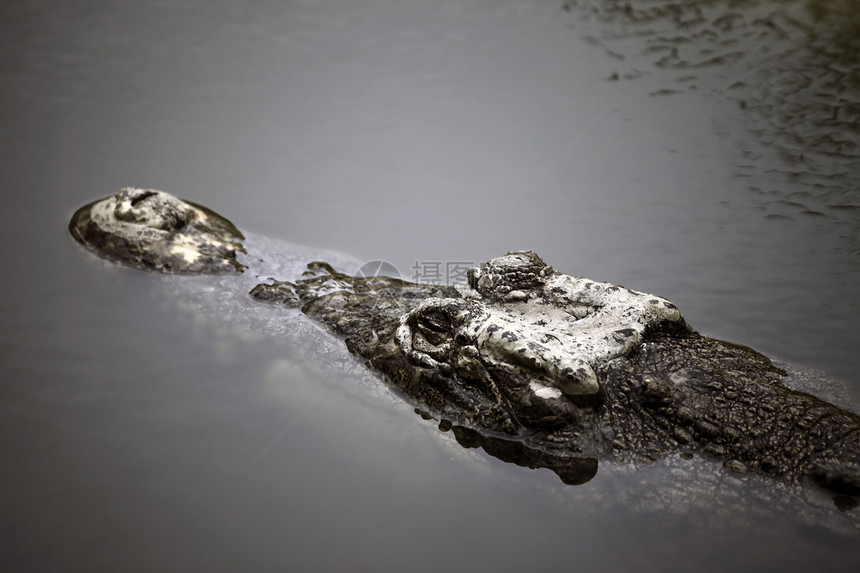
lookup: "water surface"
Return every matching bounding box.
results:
[2,1,859,571]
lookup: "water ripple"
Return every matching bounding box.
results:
[565,0,860,264]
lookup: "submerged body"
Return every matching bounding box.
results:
[70,189,860,500]
[252,253,860,496]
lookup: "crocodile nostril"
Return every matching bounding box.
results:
[130,190,158,206]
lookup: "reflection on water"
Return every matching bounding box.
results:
[567,0,860,259]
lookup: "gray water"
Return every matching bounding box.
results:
[2,0,860,571]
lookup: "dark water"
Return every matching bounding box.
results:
[2,1,859,571]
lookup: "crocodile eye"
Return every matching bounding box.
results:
[415,309,454,346]
[419,309,451,333]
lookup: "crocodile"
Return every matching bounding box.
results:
[70,188,860,500]
[69,187,246,274]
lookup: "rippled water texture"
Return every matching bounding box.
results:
[570,0,860,228]
[2,1,859,571]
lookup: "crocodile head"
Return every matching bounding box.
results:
[394,251,684,427]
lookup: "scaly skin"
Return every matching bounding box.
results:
[251,252,860,495]
[69,189,860,496]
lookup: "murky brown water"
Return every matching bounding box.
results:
[2,1,859,571]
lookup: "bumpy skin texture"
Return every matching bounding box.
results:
[68,190,860,495]
[69,188,246,273]
[252,252,860,494]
